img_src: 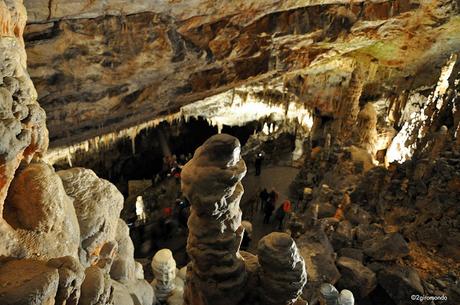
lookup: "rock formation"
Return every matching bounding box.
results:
[320,283,355,305]
[13,0,458,152]
[182,134,308,305]
[181,134,247,305]
[151,249,184,305]
[57,168,124,266]
[257,232,307,305]
[0,0,48,258]
[0,4,153,305]
[4,161,80,259]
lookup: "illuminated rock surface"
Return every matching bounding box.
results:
[0,1,459,305]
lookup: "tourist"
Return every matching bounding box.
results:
[268,188,279,206]
[263,199,275,224]
[276,199,292,230]
[258,188,269,212]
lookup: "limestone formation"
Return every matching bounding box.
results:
[181,134,247,305]
[111,219,135,280]
[320,284,355,305]
[4,161,80,259]
[47,256,85,305]
[79,266,113,305]
[353,103,378,155]
[126,262,156,305]
[257,232,307,305]
[336,257,377,298]
[0,0,48,220]
[0,259,59,305]
[151,249,184,305]
[58,168,124,266]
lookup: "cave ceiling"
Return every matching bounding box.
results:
[22,0,460,148]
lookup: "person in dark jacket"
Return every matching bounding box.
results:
[259,188,269,212]
[263,200,275,224]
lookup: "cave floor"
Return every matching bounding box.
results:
[241,165,300,253]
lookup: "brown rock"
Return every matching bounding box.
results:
[181,134,247,305]
[258,232,307,305]
[0,259,59,305]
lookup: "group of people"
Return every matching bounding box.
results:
[259,188,292,230]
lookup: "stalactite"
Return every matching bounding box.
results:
[338,64,364,143]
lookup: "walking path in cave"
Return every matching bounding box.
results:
[241,165,300,253]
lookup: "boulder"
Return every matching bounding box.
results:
[345,205,372,225]
[377,266,424,305]
[354,223,384,243]
[363,233,409,261]
[336,257,377,298]
[330,220,354,250]
[297,227,340,285]
[338,248,363,263]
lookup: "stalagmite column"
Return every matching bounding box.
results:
[334,65,364,143]
[181,134,247,305]
[353,102,378,155]
[258,232,307,305]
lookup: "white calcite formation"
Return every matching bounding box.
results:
[320,283,355,305]
[57,168,123,266]
[151,249,184,305]
[4,161,80,259]
[257,232,308,305]
[181,134,248,305]
[0,3,153,304]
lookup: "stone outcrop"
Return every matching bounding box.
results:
[336,256,376,298]
[363,233,410,261]
[181,134,247,305]
[257,232,307,305]
[0,259,59,305]
[58,168,124,266]
[0,0,48,224]
[0,4,154,304]
[4,161,80,259]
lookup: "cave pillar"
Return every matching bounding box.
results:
[181,134,247,305]
[333,65,365,144]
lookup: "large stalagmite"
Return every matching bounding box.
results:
[181,134,247,305]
